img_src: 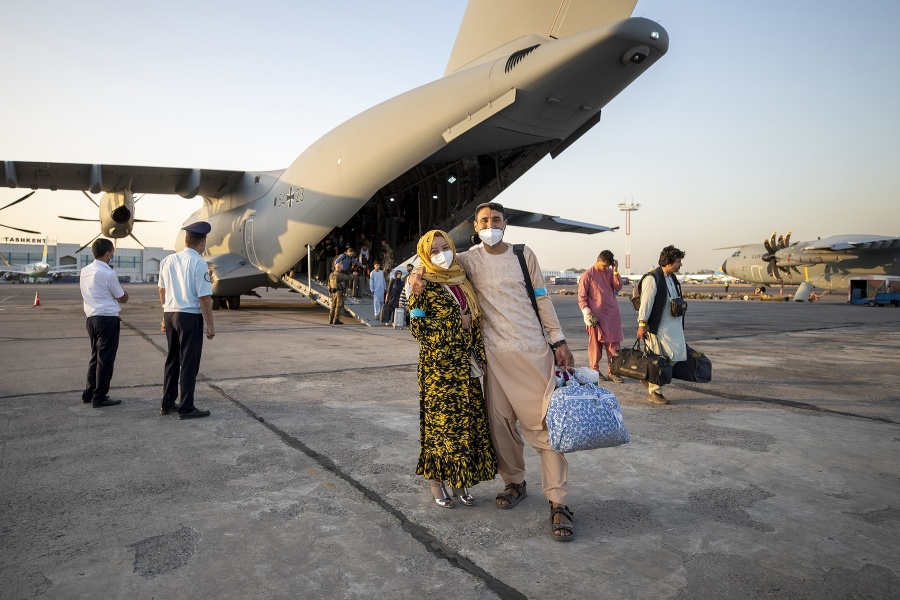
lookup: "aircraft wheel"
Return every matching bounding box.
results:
[212,296,221,310]
[228,295,241,310]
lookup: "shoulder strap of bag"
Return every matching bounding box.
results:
[513,244,544,329]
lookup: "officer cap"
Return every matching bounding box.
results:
[182,221,212,235]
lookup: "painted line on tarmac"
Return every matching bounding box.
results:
[207,381,527,600]
[678,384,899,425]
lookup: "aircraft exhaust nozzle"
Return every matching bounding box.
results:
[111,205,132,224]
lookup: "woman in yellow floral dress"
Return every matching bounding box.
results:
[408,230,497,508]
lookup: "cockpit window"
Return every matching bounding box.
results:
[731,250,741,257]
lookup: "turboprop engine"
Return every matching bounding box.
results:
[100,191,135,239]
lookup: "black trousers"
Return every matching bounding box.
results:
[162,312,204,412]
[83,316,121,403]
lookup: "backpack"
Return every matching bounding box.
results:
[630,272,653,311]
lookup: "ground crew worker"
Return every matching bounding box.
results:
[80,238,128,408]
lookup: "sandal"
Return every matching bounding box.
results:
[452,487,476,506]
[549,502,576,542]
[430,480,454,509]
[495,481,527,509]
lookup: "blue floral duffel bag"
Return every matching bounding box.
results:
[546,378,629,453]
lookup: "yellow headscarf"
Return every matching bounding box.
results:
[416,230,481,320]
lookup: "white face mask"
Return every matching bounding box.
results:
[478,228,504,246]
[431,250,454,269]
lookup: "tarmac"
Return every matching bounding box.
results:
[1,282,898,600]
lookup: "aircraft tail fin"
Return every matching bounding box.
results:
[445,0,638,75]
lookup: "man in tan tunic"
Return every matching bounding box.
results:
[413,202,577,541]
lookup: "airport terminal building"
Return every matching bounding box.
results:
[0,237,173,283]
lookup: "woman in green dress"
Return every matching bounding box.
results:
[408,230,497,508]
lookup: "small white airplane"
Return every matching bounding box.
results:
[1,0,668,311]
[678,269,740,284]
[720,231,900,290]
[0,244,76,283]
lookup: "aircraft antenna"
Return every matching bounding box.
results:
[617,200,640,276]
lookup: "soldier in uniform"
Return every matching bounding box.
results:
[328,262,352,325]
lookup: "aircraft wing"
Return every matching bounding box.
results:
[2,160,246,199]
[795,235,900,252]
[504,207,618,234]
[443,207,616,254]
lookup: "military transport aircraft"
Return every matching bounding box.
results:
[1,0,668,311]
[720,231,900,291]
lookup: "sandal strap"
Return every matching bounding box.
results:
[550,504,574,521]
[497,481,525,499]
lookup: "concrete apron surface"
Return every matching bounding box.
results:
[1,284,898,600]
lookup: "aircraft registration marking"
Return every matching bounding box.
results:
[274,187,304,208]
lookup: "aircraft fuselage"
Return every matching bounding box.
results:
[722,245,900,290]
[184,17,668,297]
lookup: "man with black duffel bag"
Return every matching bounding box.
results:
[635,245,687,405]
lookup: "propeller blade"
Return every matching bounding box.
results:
[134,194,145,204]
[59,216,100,222]
[133,218,163,223]
[128,231,146,249]
[784,232,792,247]
[0,191,36,212]
[777,235,785,249]
[791,266,801,274]
[0,221,42,234]
[81,191,100,208]
[76,232,103,254]
[764,238,775,254]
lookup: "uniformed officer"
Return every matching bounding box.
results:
[158,221,215,419]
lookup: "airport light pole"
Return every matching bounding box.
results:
[617,201,640,277]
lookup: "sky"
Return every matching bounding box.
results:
[2,0,899,273]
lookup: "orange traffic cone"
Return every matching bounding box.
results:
[33,292,41,306]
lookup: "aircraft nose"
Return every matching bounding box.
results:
[721,260,729,274]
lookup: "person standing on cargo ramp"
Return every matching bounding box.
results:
[411,202,577,541]
[158,221,216,419]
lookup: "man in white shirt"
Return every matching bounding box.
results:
[80,238,128,408]
[158,221,215,419]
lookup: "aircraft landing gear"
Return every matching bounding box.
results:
[212,295,241,310]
